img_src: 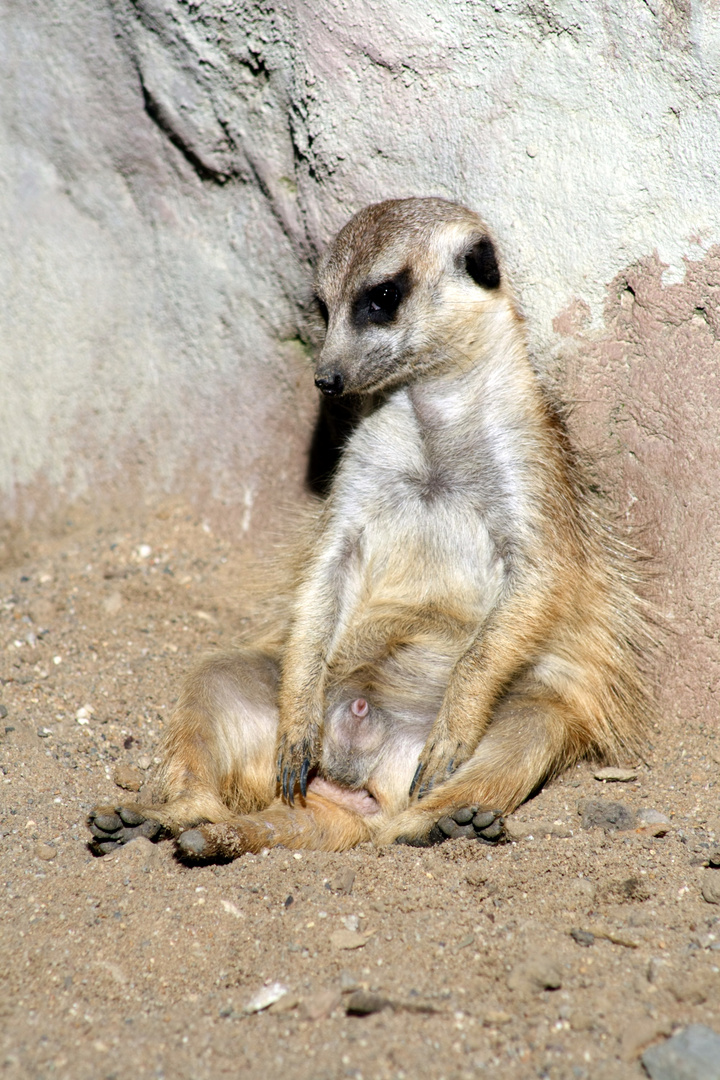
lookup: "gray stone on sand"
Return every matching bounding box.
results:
[701,872,720,905]
[578,799,635,831]
[641,1024,720,1080]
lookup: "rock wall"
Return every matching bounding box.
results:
[2,0,719,725]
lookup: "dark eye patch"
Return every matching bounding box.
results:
[314,295,329,326]
[353,268,411,327]
[465,236,500,290]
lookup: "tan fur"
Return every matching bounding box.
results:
[90,198,651,859]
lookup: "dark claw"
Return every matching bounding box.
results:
[409,761,423,797]
[446,758,455,776]
[417,778,434,800]
[282,764,290,801]
[287,769,296,806]
[299,756,310,799]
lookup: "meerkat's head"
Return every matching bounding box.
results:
[312,197,514,397]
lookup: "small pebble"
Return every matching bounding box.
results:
[570,928,595,947]
[636,808,672,837]
[113,766,143,792]
[345,990,391,1016]
[268,992,301,1015]
[330,930,370,950]
[578,798,635,831]
[243,982,288,1014]
[0,705,7,720]
[36,727,52,739]
[642,1023,720,1080]
[112,836,158,869]
[701,872,720,905]
[136,755,153,771]
[707,849,720,869]
[34,843,57,861]
[341,915,360,932]
[298,988,341,1020]
[220,899,243,919]
[328,869,355,895]
[594,766,638,782]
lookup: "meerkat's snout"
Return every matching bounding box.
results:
[315,372,344,396]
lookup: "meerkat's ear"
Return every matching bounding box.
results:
[464,235,501,290]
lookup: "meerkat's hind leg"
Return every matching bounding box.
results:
[379,686,585,848]
[175,790,373,862]
[88,649,280,855]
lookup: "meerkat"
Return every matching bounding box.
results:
[89,197,650,859]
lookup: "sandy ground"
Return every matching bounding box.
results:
[1,503,719,1080]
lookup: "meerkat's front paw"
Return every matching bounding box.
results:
[435,806,505,842]
[395,807,505,847]
[409,736,473,800]
[276,728,321,804]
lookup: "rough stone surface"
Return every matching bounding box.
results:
[0,1,718,736]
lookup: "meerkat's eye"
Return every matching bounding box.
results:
[314,295,329,325]
[464,236,501,290]
[368,282,401,319]
[353,270,410,327]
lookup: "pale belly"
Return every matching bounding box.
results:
[319,496,504,800]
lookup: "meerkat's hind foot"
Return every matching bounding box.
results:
[87,804,166,855]
[175,821,262,863]
[394,807,505,848]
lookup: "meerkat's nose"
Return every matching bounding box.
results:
[315,372,344,396]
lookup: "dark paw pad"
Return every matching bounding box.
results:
[88,806,164,854]
[175,829,211,860]
[436,807,505,843]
